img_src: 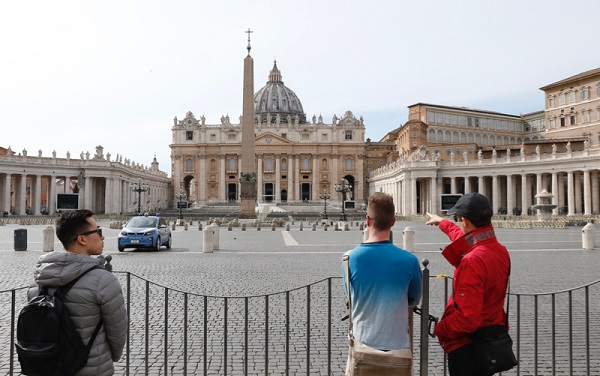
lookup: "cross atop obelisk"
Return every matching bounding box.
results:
[245,28,253,54]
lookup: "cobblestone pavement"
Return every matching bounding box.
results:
[1,219,600,375]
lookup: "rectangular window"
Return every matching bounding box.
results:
[281,133,287,139]
[210,134,216,141]
[227,133,236,141]
[186,131,193,140]
[570,115,576,125]
[548,97,554,108]
[583,111,590,123]
[560,117,565,127]
[582,88,589,100]
[345,131,353,140]
[559,94,566,105]
[301,133,310,140]
[569,91,575,103]
[345,159,353,171]
[321,133,328,141]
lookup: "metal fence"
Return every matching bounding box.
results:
[2,264,600,375]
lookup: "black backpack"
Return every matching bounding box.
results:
[15,266,104,376]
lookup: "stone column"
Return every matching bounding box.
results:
[583,170,591,215]
[551,172,559,215]
[275,154,281,203]
[2,173,11,213]
[257,154,263,203]
[199,155,207,204]
[536,173,543,203]
[558,173,565,213]
[567,171,574,216]
[294,156,300,201]
[450,177,457,194]
[34,175,42,215]
[312,157,318,201]
[592,171,600,214]
[356,155,364,205]
[287,154,294,203]
[492,175,499,214]
[409,175,417,215]
[464,176,471,194]
[478,176,485,196]
[105,177,114,214]
[575,172,582,214]
[506,174,514,215]
[521,174,530,215]
[48,174,56,215]
[85,176,92,210]
[19,174,27,215]
[219,156,226,201]
[430,176,438,214]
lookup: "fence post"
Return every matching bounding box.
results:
[419,259,430,376]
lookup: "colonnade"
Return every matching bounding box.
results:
[369,148,600,217]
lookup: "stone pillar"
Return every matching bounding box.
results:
[219,156,226,202]
[450,177,457,194]
[312,157,318,201]
[592,171,600,215]
[567,171,575,216]
[356,155,364,205]
[521,174,530,216]
[583,170,591,215]
[551,172,559,216]
[19,174,27,215]
[430,177,438,215]
[558,173,565,214]
[287,154,294,202]
[2,173,11,214]
[410,175,417,215]
[574,172,582,214]
[105,177,114,214]
[257,154,263,203]
[43,226,54,252]
[294,156,300,201]
[34,175,42,215]
[48,174,56,215]
[506,175,514,215]
[536,174,543,204]
[492,175,499,214]
[478,176,485,197]
[275,154,281,203]
[464,176,471,194]
[199,155,207,204]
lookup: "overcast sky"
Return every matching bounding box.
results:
[2,0,599,175]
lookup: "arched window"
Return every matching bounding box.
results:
[185,159,193,171]
[437,129,443,141]
[322,158,328,171]
[428,129,435,141]
[445,131,451,142]
[482,135,488,145]
[345,158,353,171]
[281,158,287,171]
[452,131,459,142]
[210,159,216,171]
[460,132,466,143]
[468,133,474,143]
[475,134,481,144]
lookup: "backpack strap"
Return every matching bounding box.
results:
[56,265,106,348]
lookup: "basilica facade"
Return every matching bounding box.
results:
[171,62,367,206]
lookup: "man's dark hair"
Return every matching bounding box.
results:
[367,192,395,231]
[55,210,94,249]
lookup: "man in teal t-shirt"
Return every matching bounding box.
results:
[343,192,422,353]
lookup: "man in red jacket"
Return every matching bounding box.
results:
[426,193,511,376]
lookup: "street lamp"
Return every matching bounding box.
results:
[334,178,352,221]
[131,179,149,214]
[175,189,187,220]
[319,191,331,219]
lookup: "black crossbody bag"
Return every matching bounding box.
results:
[468,265,518,373]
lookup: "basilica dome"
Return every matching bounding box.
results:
[254,61,306,124]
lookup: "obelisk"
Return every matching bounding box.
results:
[239,29,257,218]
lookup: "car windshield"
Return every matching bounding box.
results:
[128,217,157,228]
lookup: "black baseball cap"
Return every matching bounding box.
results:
[446,192,493,220]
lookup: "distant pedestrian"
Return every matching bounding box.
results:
[426,193,512,376]
[27,209,127,375]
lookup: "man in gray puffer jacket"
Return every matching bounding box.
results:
[28,209,127,376]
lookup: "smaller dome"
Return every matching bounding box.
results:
[254,61,306,124]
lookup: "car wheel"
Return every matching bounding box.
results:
[118,246,125,252]
[154,236,161,251]
[166,235,172,249]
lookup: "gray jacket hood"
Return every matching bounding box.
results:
[33,251,106,288]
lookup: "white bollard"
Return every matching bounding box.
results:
[203,227,215,253]
[42,226,54,252]
[582,223,595,250]
[209,223,220,250]
[403,227,415,253]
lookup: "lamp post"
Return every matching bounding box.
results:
[175,189,187,220]
[131,179,149,214]
[334,178,352,221]
[319,191,331,219]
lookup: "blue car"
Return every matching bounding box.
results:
[118,215,172,252]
